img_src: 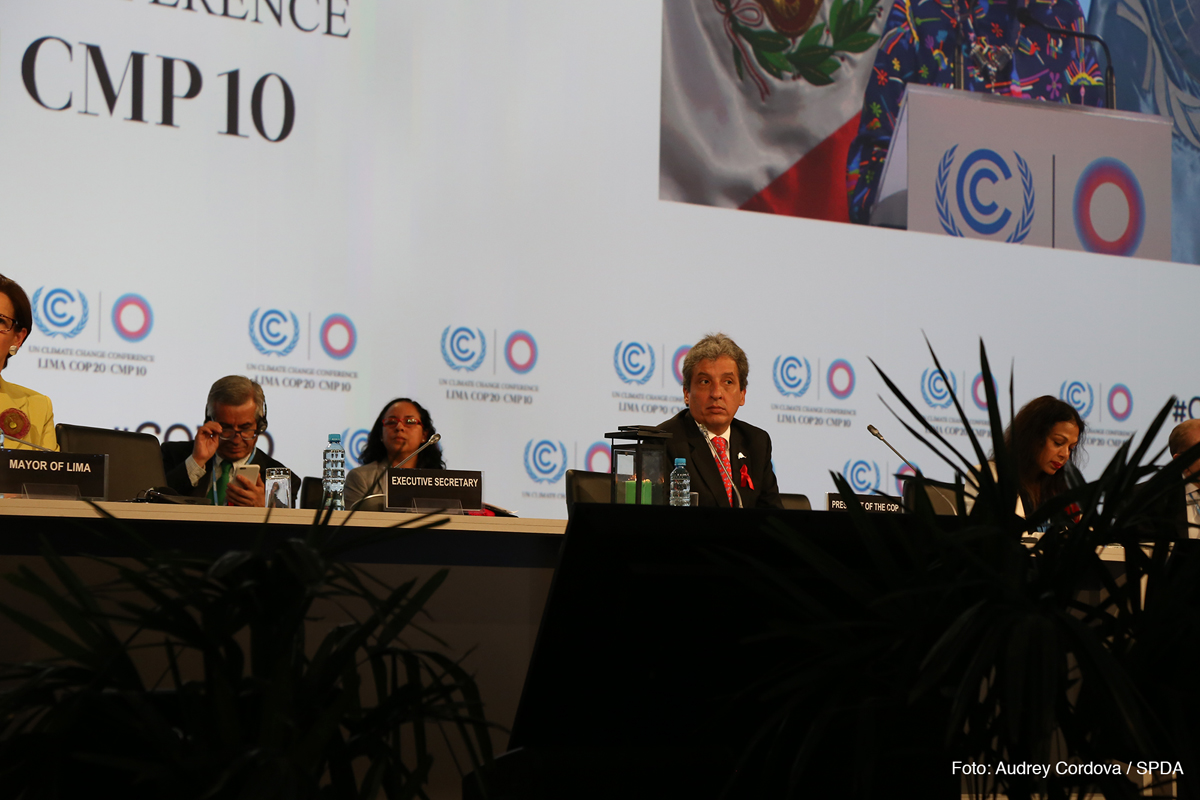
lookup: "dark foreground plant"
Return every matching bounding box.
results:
[0,505,494,799]
[728,339,1200,800]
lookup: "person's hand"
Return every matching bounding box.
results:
[192,421,222,467]
[227,474,266,507]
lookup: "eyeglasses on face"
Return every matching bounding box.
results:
[381,416,422,429]
[217,425,259,441]
[0,313,17,335]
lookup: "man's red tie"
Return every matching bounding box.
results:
[712,436,733,506]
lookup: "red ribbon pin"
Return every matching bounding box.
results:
[740,464,753,490]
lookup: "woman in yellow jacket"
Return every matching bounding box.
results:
[0,275,56,451]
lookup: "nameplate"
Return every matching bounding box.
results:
[826,492,903,514]
[386,468,483,511]
[0,452,108,500]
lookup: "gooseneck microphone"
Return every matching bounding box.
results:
[1016,7,1116,109]
[867,424,918,474]
[356,433,445,509]
[0,434,54,452]
[391,432,441,469]
[697,421,744,509]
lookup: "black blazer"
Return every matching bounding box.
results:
[656,410,782,509]
[161,440,301,504]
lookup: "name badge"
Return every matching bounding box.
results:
[826,492,903,514]
[386,468,483,512]
[0,452,108,500]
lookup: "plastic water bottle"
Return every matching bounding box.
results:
[323,433,346,510]
[669,457,691,507]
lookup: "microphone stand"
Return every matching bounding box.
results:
[0,433,54,452]
[355,433,443,510]
[697,421,743,509]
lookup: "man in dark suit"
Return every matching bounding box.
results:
[657,333,781,509]
[161,375,298,506]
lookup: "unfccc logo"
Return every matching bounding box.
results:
[773,356,812,398]
[1108,384,1133,422]
[441,325,486,371]
[584,441,611,472]
[320,314,357,360]
[936,146,1034,243]
[504,330,538,374]
[524,439,568,484]
[111,293,153,343]
[1074,158,1145,257]
[671,346,690,385]
[248,308,300,356]
[843,459,881,493]
[971,373,997,411]
[614,341,655,385]
[341,428,370,467]
[827,359,855,400]
[31,287,88,338]
[895,462,918,497]
[1059,380,1095,419]
[921,368,958,409]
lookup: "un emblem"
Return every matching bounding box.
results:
[441,326,487,371]
[921,368,958,409]
[937,146,1035,243]
[772,355,812,398]
[524,439,568,484]
[614,341,655,385]
[248,309,300,356]
[1059,380,1095,419]
[31,288,89,339]
[843,459,881,493]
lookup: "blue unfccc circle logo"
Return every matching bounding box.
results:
[937,145,1034,243]
[524,439,568,484]
[843,459,881,493]
[772,355,812,398]
[921,368,957,409]
[31,287,89,339]
[248,308,300,356]
[441,325,487,371]
[342,428,370,467]
[111,293,153,343]
[614,341,655,385]
[1059,380,1095,419]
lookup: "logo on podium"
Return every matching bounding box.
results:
[936,146,1035,243]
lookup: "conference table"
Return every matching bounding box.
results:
[0,499,565,800]
[0,499,1133,798]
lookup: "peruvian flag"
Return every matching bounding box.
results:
[660,0,891,222]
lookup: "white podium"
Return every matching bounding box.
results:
[870,85,1172,261]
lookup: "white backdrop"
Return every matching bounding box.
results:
[2,1,1196,518]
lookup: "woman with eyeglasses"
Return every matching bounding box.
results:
[0,275,57,451]
[344,398,445,510]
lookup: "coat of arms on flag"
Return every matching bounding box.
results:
[659,0,892,222]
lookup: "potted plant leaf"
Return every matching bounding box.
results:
[0,505,495,799]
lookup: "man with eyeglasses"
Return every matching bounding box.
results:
[160,375,299,506]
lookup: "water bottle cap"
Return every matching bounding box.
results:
[674,458,686,466]
[328,434,341,442]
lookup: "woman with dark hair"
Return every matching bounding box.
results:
[344,398,445,509]
[0,275,57,451]
[966,395,1085,524]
